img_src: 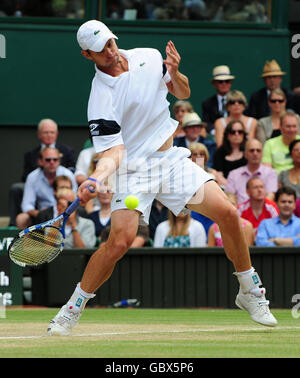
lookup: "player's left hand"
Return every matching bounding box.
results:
[163,40,181,78]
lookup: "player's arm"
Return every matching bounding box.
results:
[78,144,125,204]
[164,41,190,100]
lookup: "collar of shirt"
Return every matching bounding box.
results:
[95,49,130,88]
[275,214,296,226]
[241,165,263,177]
[41,143,56,149]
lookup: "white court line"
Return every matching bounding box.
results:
[1,326,300,340]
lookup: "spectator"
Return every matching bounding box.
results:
[208,193,254,247]
[256,88,288,145]
[188,141,217,236]
[188,142,218,181]
[202,65,235,134]
[238,177,279,235]
[246,60,295,119]
[172,100,194,138]
[174,112,216,167]
[36,188,96,249]
[278,139,300,198]
[22,118,75,181]
[213,120,248,187]
[16,147,77,229]
[154,210,206,247]
[262,111,300,174]
[214,90,257,147]
[256,186,300,246]
[226,139,278,204]
[9,118,76,226]
[88,191,113,237]
[148,199,169,240]
[100,217,150,247]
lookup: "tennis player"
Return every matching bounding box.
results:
[47,20,277,335]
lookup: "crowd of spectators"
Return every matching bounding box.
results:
[0,0,270,22]
[7,55,300,249]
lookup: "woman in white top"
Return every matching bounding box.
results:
[214,90,257,147]
[154,210,207,248]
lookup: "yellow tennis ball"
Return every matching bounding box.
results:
[125,195,139,210]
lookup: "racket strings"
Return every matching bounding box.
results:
[9,227,63,266]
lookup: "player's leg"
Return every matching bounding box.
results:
[187,180,251,272]
[47,209,140,336]
[186,180,277,326]
[80,209,140,293]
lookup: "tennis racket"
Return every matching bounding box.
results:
[8,187,95,267]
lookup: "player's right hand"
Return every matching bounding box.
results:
[77,179,98,205]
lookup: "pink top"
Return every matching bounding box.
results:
[213,221,248,247]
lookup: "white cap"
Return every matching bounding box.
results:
[77,20,118,52]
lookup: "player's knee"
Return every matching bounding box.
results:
[106,233,135,262]
[217,201,239,226]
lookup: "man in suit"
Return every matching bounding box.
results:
[22,118,75,181]
[246,60,295,120]
[173,112,216,167]
[9,118,76,226]
[202,65,235,134]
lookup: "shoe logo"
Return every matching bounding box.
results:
[75,298,83,307]
[116,199,122,203]
[252,274,259,285]
[140,62,146,67]
[94,30,100,35]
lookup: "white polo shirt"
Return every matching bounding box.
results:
[87,48,178,162]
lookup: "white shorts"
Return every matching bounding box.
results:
[110,146,212,224]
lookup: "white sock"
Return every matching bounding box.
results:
[237,267,255,276]
[67,283,96,313]
[234,267,263,294]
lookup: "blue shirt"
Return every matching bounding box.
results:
[256,214,300,246]
[21,166,77,213]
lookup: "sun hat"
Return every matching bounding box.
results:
[77,20,118,52]
[261,60,286,78]
[211,65,235,81]
[182,112,206,128]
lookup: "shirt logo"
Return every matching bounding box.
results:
[89,123,99,136]
[116,199,122,203]
[139,62,146,67]
[94,30,100,35]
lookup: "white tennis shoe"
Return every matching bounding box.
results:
[235,287,277,327]
[47,302,82,336]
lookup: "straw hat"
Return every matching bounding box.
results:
[211,65,235,81]
[261,60,286,78]
[182,112,206,128]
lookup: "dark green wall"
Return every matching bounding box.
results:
[0,24,291,126]
[0,19,291,216]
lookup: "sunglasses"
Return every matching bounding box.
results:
[216,80,231,84]
[228,100,245,105]
[229,129,244,135]
[44,157,59,162]
[269,99,285,103]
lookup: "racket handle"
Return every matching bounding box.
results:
[65,185,96,216]
[65,197,80,216]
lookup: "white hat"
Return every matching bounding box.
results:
[182,112,206,128]
[211,65,235,81]
[77,20,118,52]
